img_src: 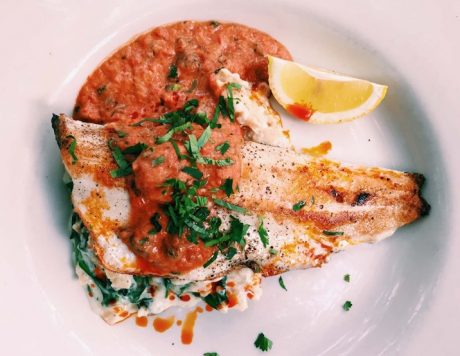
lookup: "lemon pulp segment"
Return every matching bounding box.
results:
[280,62,374,113]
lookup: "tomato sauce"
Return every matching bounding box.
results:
[74,21,291,275]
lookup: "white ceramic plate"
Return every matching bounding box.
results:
[2,0,459,355]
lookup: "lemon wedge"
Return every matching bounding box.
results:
[268,56,388,123]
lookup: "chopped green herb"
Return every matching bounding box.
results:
[203,277,227,308]
[116,130,127,138]
[344,274,350,282]
[108,140,132,178]
[225,246,238,260]
[226,82,241,122]
[219,178,234,197]
[185,79,198,93]
[163,278,173,298]
[210,20,220,28]
[278,276,287,291]
[181,166,203,180]
[165,83,181,91]
[257,218,269,247]
[152,155,165,166]
[66,135,78,165]
[167,64,178,79]
[149,213,162,235]
[170,139,186,160]
[254,333,273,352]
[343,300,352,311]
[198,156,234,166]
[292,200,306,211]
[156,122,191,144]
[203,251,219,268]
[269,248,278,255]
[123,142,147,155]
[323,230,344,236]
[96,85,106,95]
[197,125,212,149]
[215,141,230,155]
[218,96,228,118]
[210,104,220,129]
[203,353,219,356]
[213,198,247,214]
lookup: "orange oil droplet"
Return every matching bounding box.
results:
[180,294,191,302]
[287,103,314,121]
[227,292,238,308]
[176,320,182,326]
[301,141,332,157]
[181,307,201,344]
[135,316,148,327]
[153,315,176,333]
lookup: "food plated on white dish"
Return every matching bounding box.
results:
[51,20,430,351]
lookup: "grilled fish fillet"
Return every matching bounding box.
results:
[52,114,429,281]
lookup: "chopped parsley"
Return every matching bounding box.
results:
[152,155,165,166]
[257,218,269,247]
[210,20,220,28]
[197,156,233,166]
[215,141,230,155]
[181,166,203,180]
[149,213,162,235]
[323,230,344,236]
[225,246,238,260]
[204,353,219,356]
[156,122,191,144]
[219,178,234,197]
[108,140,132,178]
[278,276,287,291]
[203,251,218,268]
[96,85,106,95]
[226,83,241,122]
[203,277,228,309]
[254,333,273,352]
[165,83,181,91]
[116,130,127,138]
[344,274,350,282]
[170,139,186,160]
[66,135,78,165]
[269,248,278,255]
[123,142,147,155]
[197,126,212,149]
[292,200,306,211]
[213,198,247,214]
[186,79,198,93]
[343,300,352,311]
[167,64,178,79]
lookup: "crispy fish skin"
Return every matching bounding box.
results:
[53,114,429,281]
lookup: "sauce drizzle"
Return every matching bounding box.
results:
[287,103,314,121]
[135,316,148,327]
[181,307,203,344]
[153,315,176,333]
